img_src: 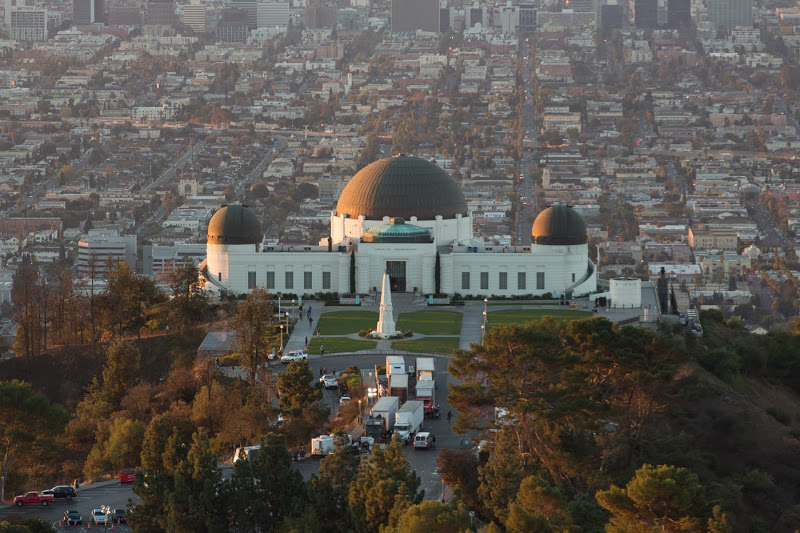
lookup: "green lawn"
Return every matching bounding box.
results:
[391,337,460,355]
[307,337,377,354]
[397,310,463,335]
[487,309,592,329]
[314,311,379,335]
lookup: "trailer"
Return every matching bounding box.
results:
[365,396,400,440]
[311,435,335,456]
[386,355,406,376]
[233,445,260,463]
[416,380,436,417]
[416,357,435,382]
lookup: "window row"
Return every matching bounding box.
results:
[247,271,332,290]
[461,271,546,291]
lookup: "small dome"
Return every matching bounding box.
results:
[362,218,433,244]
[531,205,587,246]
[207,205,262,245]
[336,155,468,220]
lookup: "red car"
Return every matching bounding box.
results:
[13,492,54,506]
[119,469,136,483]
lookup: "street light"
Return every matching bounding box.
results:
[481,324,485,344]
[280,324,284,353]
[292,299,296,316]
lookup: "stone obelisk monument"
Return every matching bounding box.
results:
[373,270,399,338]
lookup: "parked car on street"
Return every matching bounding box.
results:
[119,469,136,483]
[63,510,82,525]
[320,374,338,388]
[43,485,77,501]
[13,492,54,506]
[413,432,436,449]
[281,350,308,363]
[91,508,109,525]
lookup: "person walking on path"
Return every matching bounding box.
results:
[319,367,324,376]
[447,411,452,423]
[304,335,308,347]
[320,345,325,357]
[316,327,320,337]
[308,316,313,327]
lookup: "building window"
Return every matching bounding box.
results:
[499,272,507,290]
[480,272,489,290]
[322,271,331,290]
[266,271,275,289]
[285,271,293,289]
[304,271,312,290]
[248,271,256,289]
[518,272,526,290]
[537,272,545,290]
[462,271,470,290]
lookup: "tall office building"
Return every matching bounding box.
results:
[634,0,657,28]
[518,4,536,35]
[216,7,248,42]
[108,5,141,25]
[391,0,439,32]
[4,0,34,25]
[10,6,46,40]
[182,3,207,32]
[708,0,752,30]
[667,0,690,27]
[305,5,336,28]
[599,0,623,30]
[257,0,289,28]
[145,0,174,26]
[73,0,105,24]
[230,0,257,28]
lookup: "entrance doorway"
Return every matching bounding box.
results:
[386,261,407,292]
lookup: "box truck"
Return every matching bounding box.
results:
[394,400,424,443]
[365,396,400,439]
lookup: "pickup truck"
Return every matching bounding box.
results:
[14,491,54,506]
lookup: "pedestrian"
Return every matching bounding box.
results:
[304,335,308,347]
[299,304,303,314]
[320,345,325,357]
[447,411,452,423]
[308,316,313,326]
[320,367,323,376]
[316,327,320,337]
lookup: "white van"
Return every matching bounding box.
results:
[413,432,435,449]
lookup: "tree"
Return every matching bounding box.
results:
[98,260,159,337]
[230,287,274,384]
[478,428,525,524]
[11,258,41,367]
[164,261,208,325]
[0,380,68,503]
[392,500,474,532]
[349,436,423,533]
[307,440,361,532]
[436,449,482,514]
[595,464,712,533]
[101,339,141,406]
[276,360,322,414]
[505,476,576,532]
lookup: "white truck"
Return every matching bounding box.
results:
[365,396,400,440]
[233,445,260,463]
[416,379,437,418]
[394,400,424,443]
[416,357,435,381]
[311,434,372,456]
[386,355,406,377]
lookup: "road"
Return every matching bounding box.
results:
[141,140,207,194]
[516,43,538,246]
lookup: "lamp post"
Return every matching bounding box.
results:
[292,298,296,316]
[481,323,485,344]
[280,324,284,353]
[483,297,488,316]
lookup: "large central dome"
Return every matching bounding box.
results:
[207,204,262,245]
[336,155,468,220]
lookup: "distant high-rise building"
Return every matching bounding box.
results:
[146,0,174,26]
[391,0,439,33]
[667,0,690,27]
[634,0,657,28]
[439,7,450,31]
[108,5,141,26]
[567,0,595,13]
[599,1,623,30]
[216,7,248,42]
[10,6,46,40]
[73,0,105,24]
[4,0,34,26]
[230,0,257,28]
[708,0,752,30]
[257,0,289,28]
[182,3,207,32]
[518,4,537,35]
[305,5,336,28]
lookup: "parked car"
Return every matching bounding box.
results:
[90,508,108,525]
[320,374,338,388]
[102,507,126,524]
[339,396,351,404]
[63,510,82,525]
[43,485,77,501]
[281,350,308,363]
[119,469,136,483]
[13,492,54,506]
[413,432,436,449]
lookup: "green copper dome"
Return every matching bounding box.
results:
[336,155,468,221]
[362,218,433,243]
[207,204,262,245]
[531,205,587,246]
